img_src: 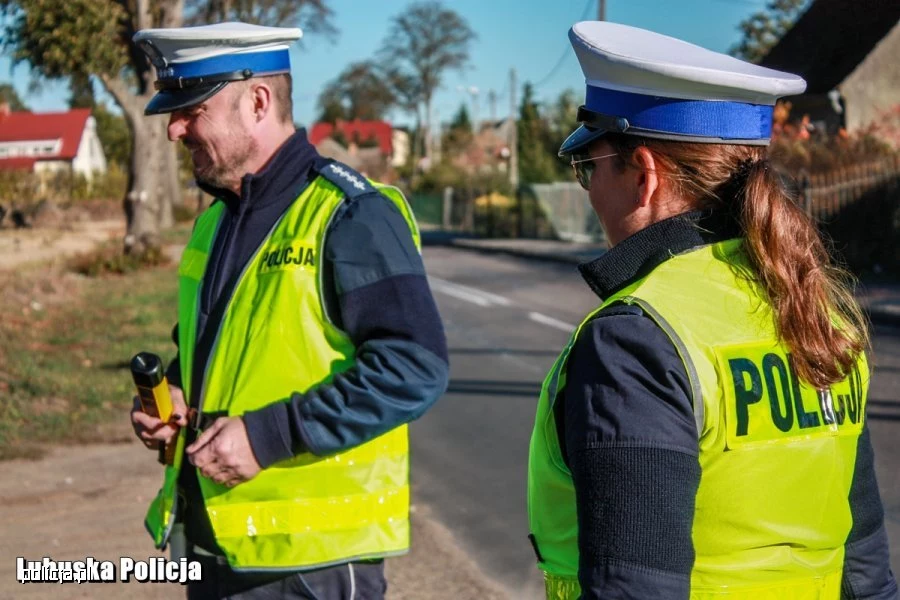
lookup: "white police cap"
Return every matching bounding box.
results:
[133,22,302,116]
[559,21,806,156]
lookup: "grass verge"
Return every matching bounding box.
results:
[0,261,179,460]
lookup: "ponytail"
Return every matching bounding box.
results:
[605,134,869,388]
[739,160,868,388]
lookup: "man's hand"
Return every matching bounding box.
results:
[130,385,189,450]
[186,417,261,487]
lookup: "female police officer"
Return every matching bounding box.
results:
[527,21,897,599]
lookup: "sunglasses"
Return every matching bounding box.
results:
[570,152,619,191]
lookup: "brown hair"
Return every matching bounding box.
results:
[230,74,294,124]
[604,134,869,388]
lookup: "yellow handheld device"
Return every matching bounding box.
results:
[130,352,176,465]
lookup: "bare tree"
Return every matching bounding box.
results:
[317,61,397,122]
[184,0,336,36]
[378,1,475,164]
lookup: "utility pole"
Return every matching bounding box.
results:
[488,89,497,124]
[598,0,606,20]
[509,68,518,188]
[471,87,480,133]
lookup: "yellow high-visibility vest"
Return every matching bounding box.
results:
[145,167,421,571]
[528,239,867,599]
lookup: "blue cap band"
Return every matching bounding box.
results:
[585,85,773,140]
[162,49,290,80]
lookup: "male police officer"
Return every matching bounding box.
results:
[129,23,449,599]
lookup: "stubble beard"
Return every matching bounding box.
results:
[191,133,259,191]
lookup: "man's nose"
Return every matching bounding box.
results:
[167,114,187,141]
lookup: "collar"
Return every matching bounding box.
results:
[197,128,319,212]
[578,210,741,300]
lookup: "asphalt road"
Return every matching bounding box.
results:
[411,245,900,598]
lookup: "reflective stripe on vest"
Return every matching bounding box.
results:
[145,175,420,571]
[528,239,868,599]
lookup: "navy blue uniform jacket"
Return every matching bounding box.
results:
[559,211,896,599]
[167,130,449,554]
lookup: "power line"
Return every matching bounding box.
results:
[708,0,769,6]
[532,0,594,89]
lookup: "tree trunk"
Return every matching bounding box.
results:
[157,129,180,229]
[103,76,183,255]
[106,0,184,255]
[124,116,164,253]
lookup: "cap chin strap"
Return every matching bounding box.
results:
[576,106,630,133]
[154,69,255,91]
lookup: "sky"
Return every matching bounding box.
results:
[0,0,768,128]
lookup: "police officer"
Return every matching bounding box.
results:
[128,23,449,599]
[527,22,897,599]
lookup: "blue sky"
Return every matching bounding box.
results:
[0,0,767,128]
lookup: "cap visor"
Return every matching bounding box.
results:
[144,82,229,116]
[558,125,607,157]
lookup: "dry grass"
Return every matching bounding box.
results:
[0,260,180,460]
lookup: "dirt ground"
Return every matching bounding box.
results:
[0,220,508,600]
[0,219,125,271]
[0,434,508,600]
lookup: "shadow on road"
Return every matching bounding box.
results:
[447,379,544,398]
[450,347,558,357]
[867,398,900,421]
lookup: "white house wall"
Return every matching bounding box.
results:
[839,20,900,133]
[71,116,108,179]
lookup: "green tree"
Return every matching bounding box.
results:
[730,0,810,63]
[1,0,335,254]
[378,1,476,164]
[548,88,579,180]
[93,103,132,169]
[442,103,473,157]
[317,61,396,123]
[68,73,95,109]
[0,82,29,110]
[517,83,558,184]
[449,103,472,133]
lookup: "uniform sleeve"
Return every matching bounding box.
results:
[841,426,899,599]
[562,304,699,599]
[241,192,449,465]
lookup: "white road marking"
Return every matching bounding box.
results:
[429,276,574,335]
[429,277,512,307]
[528,312,575,333]
[430,282,492,306]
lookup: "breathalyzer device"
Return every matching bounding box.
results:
[130,352,176,465]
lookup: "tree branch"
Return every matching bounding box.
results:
[99,74,145,124]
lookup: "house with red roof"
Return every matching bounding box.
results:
[0,104,107,180]
[309,120,393,156]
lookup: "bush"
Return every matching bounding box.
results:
[68,243,169,277]
[771,102,900,175]
[0,170,41,206]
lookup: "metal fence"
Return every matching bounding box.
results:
[408,156,899,271]
[799,155,900,271]
[410,182,603,243]
[800,155,900,220]
[525,182,603,243]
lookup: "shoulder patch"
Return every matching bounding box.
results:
[318,161,377,199]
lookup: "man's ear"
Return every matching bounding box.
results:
[250,82,273,122]
[631,146,660,207]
